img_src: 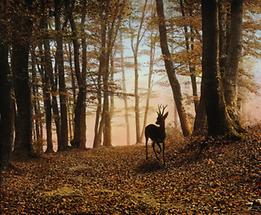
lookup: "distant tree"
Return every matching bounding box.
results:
[31,46,43,154]
[129,0,148,144]
[141,30,157,140]
[119,31,131,145]
[93,0,127,147]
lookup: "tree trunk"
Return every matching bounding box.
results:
[68,1,87,149]
[133,53,141,143]
[130,0,148,144]
[31,46,43,154]
[0,0,13,169]
[179,0,199,113]
[141,32,156,139]
[224,0,243,129]
[79,6,87,149]
[218,0,228,80]
[110,52,115,118]
[65,43,76,142]
[156,0,191,137]
[55,2,68,151]
[12,1,33,157]
[193,76,207,135]
[201,0,240,138]
[93,57,104,148]
[38,10,54,152]
[120,31,131,145]
[37,4,60,150]
[102,26,112,147]
[202,0,224,135]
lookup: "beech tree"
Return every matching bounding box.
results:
[201,0,244,137]
[12,0,34,157]
[0,0,13,169]
[155,0,191,137]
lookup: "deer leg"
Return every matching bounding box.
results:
[156,142,162,154]
[145,136,148,160]
[152,142,160,161]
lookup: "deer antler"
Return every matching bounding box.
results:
[161,105,167,115]
[157,105,167,116]
[157,105,162,115]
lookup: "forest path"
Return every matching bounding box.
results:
[1,126,260,214]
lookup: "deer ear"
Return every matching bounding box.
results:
[163,112,168,119]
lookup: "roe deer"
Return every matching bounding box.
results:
[145,105,168,165]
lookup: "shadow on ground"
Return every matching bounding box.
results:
[135,160,166,174]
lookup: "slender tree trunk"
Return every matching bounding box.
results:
[133,53,141,143]
[130,0,148,144]
[110,52,115,118]
[179,0,198,113]
[0,0,13,169]
[156,0,191,137]
[93,6,107,148]
[55,2,68,151]
[38,13,61,153]
[141,32,156,139]
[68,1,87,149]
[12,1,33,157]
[65,43,75,141]
[38,10,54,152]
[93,78,103,148]
[79,7,87,149]
[120,31,130,145]
[93,55,103,148]
[103,26,112,147]
[31,47,43,154]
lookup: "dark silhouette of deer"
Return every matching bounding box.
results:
[145,105,168,165]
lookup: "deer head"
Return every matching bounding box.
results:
[156,105,168,126]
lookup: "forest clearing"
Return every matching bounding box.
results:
[1,125,260,214]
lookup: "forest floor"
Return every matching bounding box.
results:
[1,125,260,214]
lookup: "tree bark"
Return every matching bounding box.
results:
[130,0,148,144]
[38,6,54,153]
[55,1,69,151]
[12,1,33,157]
[31,46,43,154]
[0,0,13,169]
[156,0,191,137]
[120,31,130,145]
[68,0,87,149]
[201,0,240,138]
[224,0,243,129]
[141,32,156,139]
[179,0,199,113]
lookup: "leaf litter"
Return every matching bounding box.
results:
[0,125,260,214]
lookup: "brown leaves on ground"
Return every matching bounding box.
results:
[0,126,260,214]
